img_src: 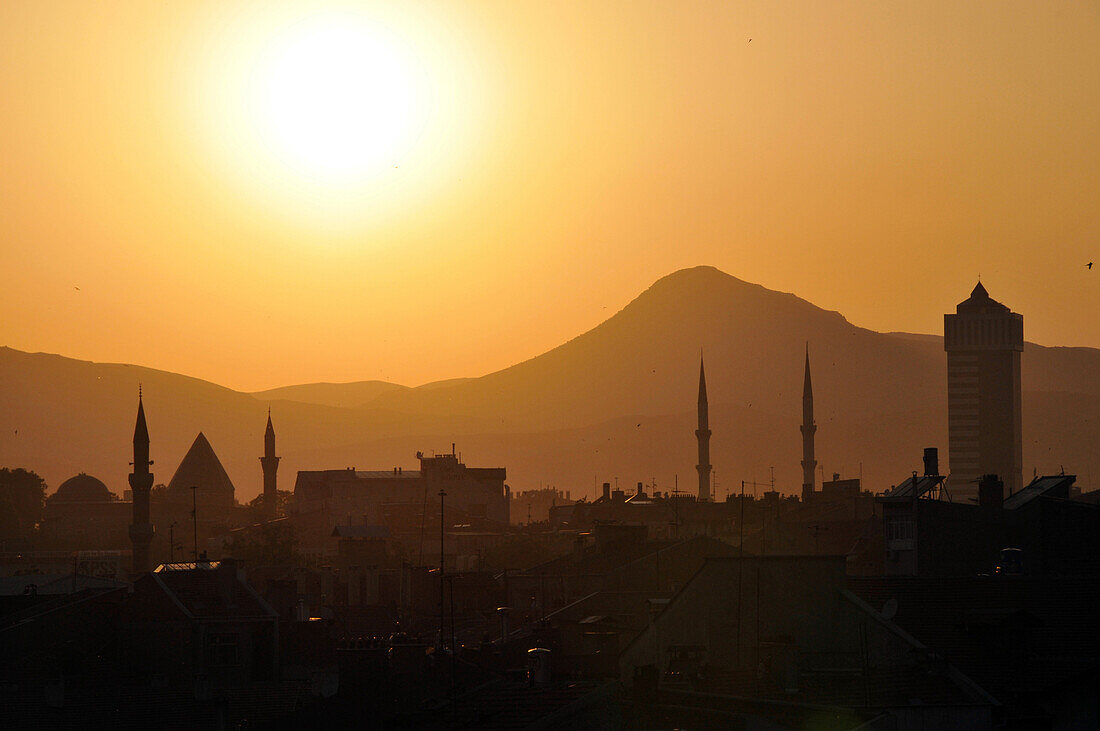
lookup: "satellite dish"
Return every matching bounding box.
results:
[881,596,898,620]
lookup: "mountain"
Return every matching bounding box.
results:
[366,266,1098,429]
[0,348,504,504]
[250,381,410,409]
[249,377,476,409]
[1,267,1097,501]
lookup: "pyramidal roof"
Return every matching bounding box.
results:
[167,432,235,497]
[957,281,1009,313]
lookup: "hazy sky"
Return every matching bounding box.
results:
[2,1,1097,391]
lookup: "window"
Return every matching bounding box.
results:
[885,516,914,542]
[205,632,240,667]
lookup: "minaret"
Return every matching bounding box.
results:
[128,388,155,575]
[800,347,817,503]
[695,357,712,502]
[260,409,280,521]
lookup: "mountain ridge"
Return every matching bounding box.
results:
[1,267,1096,501]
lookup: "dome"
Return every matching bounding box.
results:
[53,473,114,502]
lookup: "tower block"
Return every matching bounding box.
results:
[944,282,1023,499]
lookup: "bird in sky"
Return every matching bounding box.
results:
[1088,262,1093,270]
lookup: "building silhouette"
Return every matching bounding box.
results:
[695,357,712,502]
[293,448,508,538]
[260,410,280,521]
[166,432,236,515]
[944,282,1024,498]
[800,346,817,503]
[128,390,154,575]
[43,473,129,549]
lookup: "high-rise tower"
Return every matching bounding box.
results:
[128,389,155,575]
[695,358,712,502]
[801,347,817,503]
[260,410,280,521]
[944,282,1023,499]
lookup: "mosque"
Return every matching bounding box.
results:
[42,395,254,567]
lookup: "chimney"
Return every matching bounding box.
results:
[497,606,511,644]
[602,482,611,501]
[923,448,939,477]
[636,482,644,497]
[527,648,552,687]
[216,558,238,609]
[978,474,1004,509]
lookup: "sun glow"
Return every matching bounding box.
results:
[192,6,486,231]
[254,21,426,179]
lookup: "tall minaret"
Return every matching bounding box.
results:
[695,357,712,502]
[800,347,817,503]
[260,409,280,521]
[128,388,155,575]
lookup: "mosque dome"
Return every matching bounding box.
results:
[53,473,115,502]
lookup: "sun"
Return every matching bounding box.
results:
[253,19,427,180]
[192,5,484,229]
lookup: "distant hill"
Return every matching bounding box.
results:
[251,381,410,409]
[2,267,1097,501]
[249,377,476,409]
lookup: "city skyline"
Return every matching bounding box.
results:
[2,4,1099,724]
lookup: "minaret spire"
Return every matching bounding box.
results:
[260,409,280,521]
[128,389,155,575]
[695,356,713,502]
[801,345,817,503]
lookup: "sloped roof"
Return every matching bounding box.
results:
[167,432,235,497]
[881,474,944,500]
[848,574,1100,703]
[957,281,1010,313]
[145,561,276,619]
[1003,474,1075,510]
[332,525,391,538]
[0,573,127,596]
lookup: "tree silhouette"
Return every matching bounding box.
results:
[223,521,301,567]
[0,467,47,540]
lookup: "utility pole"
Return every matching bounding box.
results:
[736,479,746,667]
[190,485,199,562]
[168,521,177,563]
[439,487,447,657]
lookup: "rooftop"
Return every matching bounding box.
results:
[1003,474,1076,510]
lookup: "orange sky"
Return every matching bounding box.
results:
[2,1,1097,391]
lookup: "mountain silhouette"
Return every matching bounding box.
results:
[1,266,1096,501]
[250,377,474,409]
